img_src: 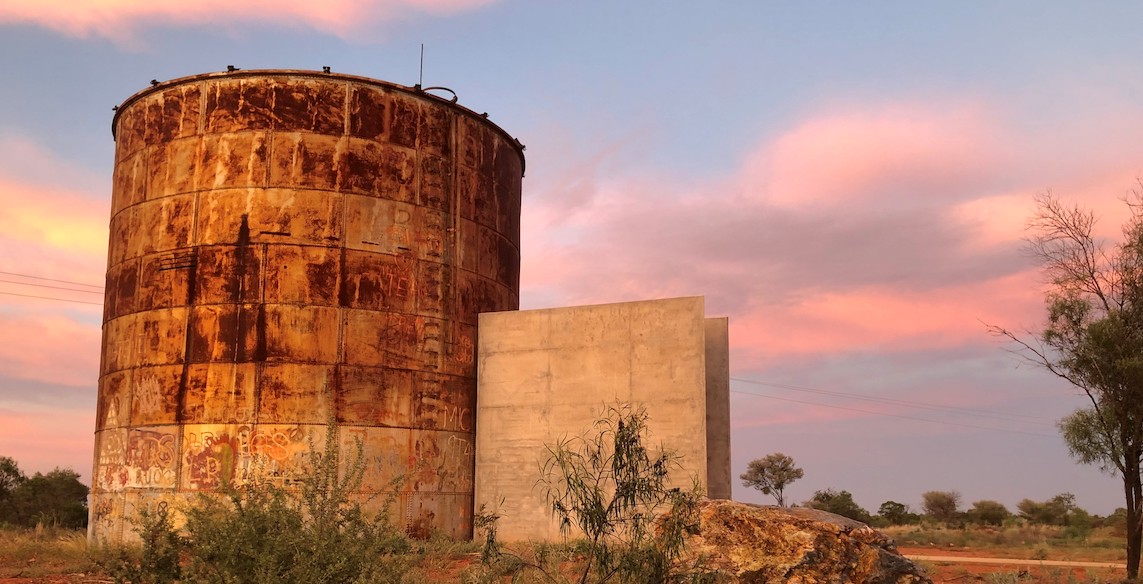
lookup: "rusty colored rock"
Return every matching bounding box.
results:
[91,70,523,543]
[682,500,931,583]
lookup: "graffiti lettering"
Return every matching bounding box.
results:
[449,333,474,365]
[103,394,122,428]
[378,264,413,299]
[381,314,420,346]
[134,375,164,416]
[184,431,239,490]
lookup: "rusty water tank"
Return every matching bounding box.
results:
[90,70,523,542]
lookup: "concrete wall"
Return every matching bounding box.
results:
[704,317,731,500]
[474,296,729,541]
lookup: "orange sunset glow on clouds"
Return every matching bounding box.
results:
[0,0,495,41]
[2,1,1143,515]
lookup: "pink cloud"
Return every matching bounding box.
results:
[741,102,1006,209]
[0,408,94,481]
[729,270,1043,364]
[0,0,497,42]
[0,137,105,389]
[521,96,1143,366]
[0,313,101,387]
[0,177,109,309]
[0,179,108,260]
[0,136,108,290]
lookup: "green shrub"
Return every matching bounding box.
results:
[110,423,414,584]
[803,489,872,523]
[105,504,183,584]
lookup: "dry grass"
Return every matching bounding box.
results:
[884,524,1126,563]
[887,524,1129,583]
[0,526,96,578]
[0,526,577,583]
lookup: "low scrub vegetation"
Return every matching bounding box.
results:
[0,408,713,583]
[104,425,419,584]
[884,524,1126,562]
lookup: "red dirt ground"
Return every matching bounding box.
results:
[897,546,1126,583]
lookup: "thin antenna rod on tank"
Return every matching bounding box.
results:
[418,44,424,89]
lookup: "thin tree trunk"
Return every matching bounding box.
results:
[1126,458,1142,581]
[1128,510,1141,581]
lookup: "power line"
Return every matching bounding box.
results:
[730,389,1057,438]
[732,377,1054,426]
[0,278,104,295]
[0,270,106,306]
[0,270,103,290]
[0,290,103,306]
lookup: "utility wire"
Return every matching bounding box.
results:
[0,290,103,306]
[0,270,103,290]
[731,389,1057,438]
[0,270,105,306]
[732,377,1053,426]
[0,278,104,295]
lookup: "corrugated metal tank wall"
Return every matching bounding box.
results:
[90,70,523,542]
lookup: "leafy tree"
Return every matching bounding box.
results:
[0,463,87,529]
[921,491,961,523]
[740,452,803,507]
[1066,507,1095,540]
[988,193,1143,579]
[0,456,23,494]
[1104,507,1129,537]
[1016,499,1048,524]
[0,456,26,521]
[804,489,871,523]
[877,501,917,525]
[967,500,1010,526]
[1017,493,1080,526]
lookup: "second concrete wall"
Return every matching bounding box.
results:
[474,296,728,541]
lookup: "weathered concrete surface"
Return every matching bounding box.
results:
[474,297,731,541]
[682,500,931,584]
[94,70,523,542]
[705,317,731,500]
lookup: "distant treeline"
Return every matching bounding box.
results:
[804,488,1126,534]
[0,456,88,529]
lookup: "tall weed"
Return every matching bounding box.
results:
[474,405,717,584]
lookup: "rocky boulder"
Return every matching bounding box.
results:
[680,500,931,583]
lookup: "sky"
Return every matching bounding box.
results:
[2,0,1143,517]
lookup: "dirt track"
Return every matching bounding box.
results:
[906,554,1125,569]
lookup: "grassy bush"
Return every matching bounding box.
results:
[106,424,417,584]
